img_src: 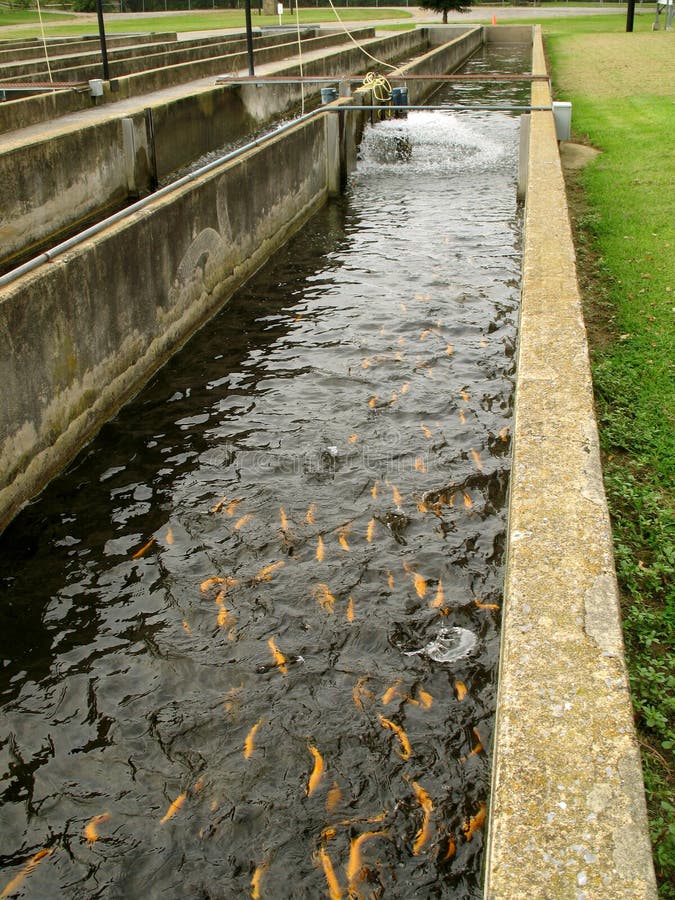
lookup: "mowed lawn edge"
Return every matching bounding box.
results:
[545,22,674,897]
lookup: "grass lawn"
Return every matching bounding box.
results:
[0,6,413,40]
[543,18,674,898]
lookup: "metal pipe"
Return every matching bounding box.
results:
[325,104,553,112]
[0,109,321,290]
[216,74,550,84]
[244,0,255,77]
[95,0,110,82]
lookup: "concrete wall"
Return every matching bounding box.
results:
[0,116,149,269]
[395,25,482,103]
[0,30,306,85]
[0,32,177,65]
[0,28,326,134]
[231,27,428,124]
[0,112,337,533]
[0,34,238,82]
[97,27,375,102]
[483,25,657,900]
[425,24,478,47]
[483,24,532,44]
[0,29,426,271]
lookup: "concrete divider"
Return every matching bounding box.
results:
[0,30,310,86]
[483,24,657,900]
[98,27,375,102]
[0,32,178,64]
[0,28,350,134]
[0,115,145,269]
[0,24,482,533]
[394,25,482,103]
[0,29,426,272]
[0,111,338,533]
[0,34,242,82]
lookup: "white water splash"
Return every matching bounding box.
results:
[357,111,512,177]
[404,626,478,664]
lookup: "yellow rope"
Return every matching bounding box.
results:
[362,71,392,103]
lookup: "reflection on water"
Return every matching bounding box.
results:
[0,47,528,899]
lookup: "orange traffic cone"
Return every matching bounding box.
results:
[492,14,497,25]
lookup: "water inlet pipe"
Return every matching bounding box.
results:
[320,86,338,105]
[390,86,409,118]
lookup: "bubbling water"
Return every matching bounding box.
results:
[358,111,510,176]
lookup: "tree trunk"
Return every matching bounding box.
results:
[443,10,448,23]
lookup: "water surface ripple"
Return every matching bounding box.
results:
[0,49,528,899]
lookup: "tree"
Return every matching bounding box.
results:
[418,0,473,25]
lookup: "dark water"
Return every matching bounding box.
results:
[0,47,528,900]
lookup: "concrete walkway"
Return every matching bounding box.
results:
[0,32,365,150]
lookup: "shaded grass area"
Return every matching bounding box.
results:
[0,6,412,39]
[546,23,674,897]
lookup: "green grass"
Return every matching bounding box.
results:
[0,8,67,27]
[0,6,413,39]
[501,10,661,32]
[545,22,674,897]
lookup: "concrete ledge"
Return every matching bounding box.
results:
[0,28,344,134]
[0,32,178,64]
[0,115,332,533]
[0,34,238,82]
[0,31,310,86]
[0,29,427,270]
[484,25,657,899]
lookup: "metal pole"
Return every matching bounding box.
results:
[244,0,255,77]
[95,0,110,81]
[626,0,636,31]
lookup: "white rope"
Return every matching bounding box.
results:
[35,0,53,84]
[294,1,305,115]
[326,0,398,72]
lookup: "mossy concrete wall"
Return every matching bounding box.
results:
[0,32,177,65]
[0,113,336,533]
[483,25,657,900]
[0,28,426,271]
[0,27,349,133]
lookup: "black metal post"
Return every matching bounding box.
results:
[95,0,110,81]
[626,0,636,32]
[244,0,255,77]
